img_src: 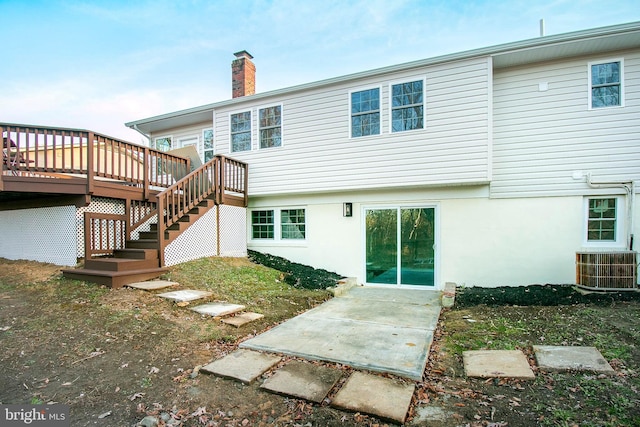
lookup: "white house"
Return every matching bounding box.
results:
[126,22,640,290]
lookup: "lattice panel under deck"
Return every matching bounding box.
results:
[219,205,247,257]
[0,205,76,266]
[164,207,219,266]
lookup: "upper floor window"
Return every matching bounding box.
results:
[589,60,623,108]
[202,129,214,162]
[259,105,282,149]
[391,80,424,132]
[351,88,380,137]
[153,136,172,152]
[230,111,252,152]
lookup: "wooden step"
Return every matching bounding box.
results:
[126,239,159,249]
[138,231,158,240]
[84,258,160,272]
[114,248,158,260]
[62,267,170,289]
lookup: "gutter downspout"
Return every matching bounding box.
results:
[132,124,151,146]
[586,173,635,251]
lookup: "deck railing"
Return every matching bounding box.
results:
[1,123,190,194]
[156,155,248,265]
[84,212,127,258]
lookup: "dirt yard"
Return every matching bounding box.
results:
[0,258,639,427]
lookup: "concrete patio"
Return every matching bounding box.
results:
[240,286,441,380]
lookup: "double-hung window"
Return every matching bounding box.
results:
[230,111,252,152]
[259,105,282,149]
[589,60,623,108]
[391,80,424,132]
[281,209,305,239]
[251,210,274,239]
[251,208,306,241]
[351,88,380,137]
[202,128,214,161]
[585,196,626,246]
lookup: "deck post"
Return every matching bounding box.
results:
[143,147,150,200]
[0,125,4,191]
[156,193,166,267]
[86,131,95,194]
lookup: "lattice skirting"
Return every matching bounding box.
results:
[0,205,77,266]
[164,205,247,266]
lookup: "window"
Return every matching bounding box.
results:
[281,209,305,239]
[589,60,622,108]
[153,136,172,152]
[259,105,282,149]
[250,208,306,241]
[391,80,424,132]
[251,210,274,239]
[230,111,251,152]
[587,198,617,241]
[202,129,214,162]
[351,88,380,137]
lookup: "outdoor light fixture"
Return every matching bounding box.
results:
[343,202,353,217]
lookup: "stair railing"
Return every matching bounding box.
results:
[155,155,248,266]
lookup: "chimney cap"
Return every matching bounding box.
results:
[234,50,254,60]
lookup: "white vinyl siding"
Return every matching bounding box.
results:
[491,51,640,198]
[212,57,490,196]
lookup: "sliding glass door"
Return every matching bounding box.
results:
[365,207,435,286]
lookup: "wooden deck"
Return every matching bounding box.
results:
[1,122,248,287]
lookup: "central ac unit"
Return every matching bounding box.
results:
[575,251,638,290]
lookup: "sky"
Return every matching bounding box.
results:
[1,0,639,145]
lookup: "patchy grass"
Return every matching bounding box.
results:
[430,287,640,427]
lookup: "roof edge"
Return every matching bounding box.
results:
[126,20,640,129]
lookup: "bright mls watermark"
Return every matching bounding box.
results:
[0,405,69,426]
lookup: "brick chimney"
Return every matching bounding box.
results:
[231,50,256,98]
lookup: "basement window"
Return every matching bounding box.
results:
[589,60,623,108]
[251,210,274,239]
[584,196,625,247]
[281,209,306,240]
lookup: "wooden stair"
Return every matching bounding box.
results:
[62,197,218,289]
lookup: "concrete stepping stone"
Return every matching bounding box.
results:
[533,345,615,374]
[127,280,178,290]
[331,371,415,424]
[261,361,342,403]
[222,312,264,327]
[157,289,213,302]
[463,350,535,379]
[190,302,246,317]
[201,349,281,384]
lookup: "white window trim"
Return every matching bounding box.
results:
[388,77,426,134]
[582,195,626,248]
[229,109,253,153]
[248,207,307,246]
[588,58,624,110]
[349,85,383,139]
[257,103,284,150]
[152,135,173,152]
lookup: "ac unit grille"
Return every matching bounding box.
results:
[576,251,638,290]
